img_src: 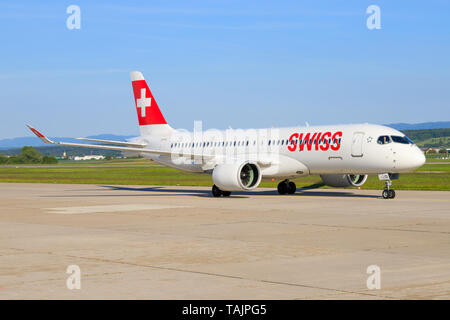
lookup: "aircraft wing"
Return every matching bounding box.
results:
[76,137,146,148]
[26,125,210,159]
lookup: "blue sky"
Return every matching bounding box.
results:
[0,0,449,138]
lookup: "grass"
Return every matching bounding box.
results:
[416,136,450,148]
[0,158,449,191]
[425,157,449,163]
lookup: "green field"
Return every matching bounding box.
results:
[0,158,449,191]
[403,128,450,148]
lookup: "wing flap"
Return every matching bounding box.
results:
[76,137,146,148]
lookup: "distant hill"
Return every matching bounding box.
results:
[402,128,450,148]
[386,121,450,130]
[384,122,450,148]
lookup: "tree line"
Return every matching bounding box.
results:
[0,146,58,164]
[402,128,450,148]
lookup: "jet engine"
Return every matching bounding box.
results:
[212,162,262,191]
[320,174,368,188]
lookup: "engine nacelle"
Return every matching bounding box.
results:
[320,174,368,188]
[212,162,262,191]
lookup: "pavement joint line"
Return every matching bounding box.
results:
[0,271,131,289]
[59,252,396,299]
[1,215,449,248]
[242,220,450,235]
[3,246,396,299]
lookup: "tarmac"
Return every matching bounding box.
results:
[0,182,449,299]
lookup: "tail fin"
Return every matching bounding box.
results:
[130,71,173,136]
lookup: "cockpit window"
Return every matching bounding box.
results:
[391,135,412,144]
[405,136,415,144]
[377,135,391,145]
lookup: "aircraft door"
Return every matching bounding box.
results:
[351,132,364,157]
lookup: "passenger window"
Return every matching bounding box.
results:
[377,136,391,145]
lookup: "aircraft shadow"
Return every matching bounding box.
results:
[96,185,380,199]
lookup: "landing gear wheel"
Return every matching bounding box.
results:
[222,191,231,197]
[287,181,296,194]
[212,185,231,197]
[388,189,396,199]
[277,180,288,195]
[277,180,296,195]
[212,184,222,197]
[381,177,396,199]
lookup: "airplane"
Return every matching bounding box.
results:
[27,71,426,199]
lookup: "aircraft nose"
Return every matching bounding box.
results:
[399,147,426,171]
[412,148,426,169]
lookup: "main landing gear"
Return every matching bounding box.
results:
[277,179,296,195]
[381,179,396,199]
[212,184,231,197]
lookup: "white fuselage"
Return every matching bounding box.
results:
[133,123,425,178]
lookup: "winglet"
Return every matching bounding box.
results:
[26,125,56,144]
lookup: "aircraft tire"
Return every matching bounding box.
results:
[212,185,223,197]
[388,189,396,199]
[277,181,287,195]
[287,181,296,194]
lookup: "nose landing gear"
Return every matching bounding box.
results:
[381,178,396,199]
[277,179,296,195]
